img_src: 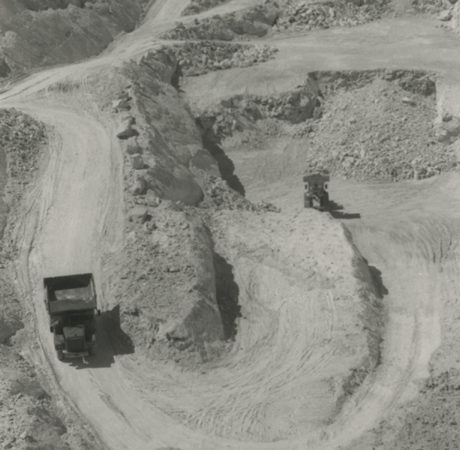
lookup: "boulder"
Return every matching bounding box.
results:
[401,96,416,106]
[126,143,143,155]
[131,154,145,170]
[132,177,148,195]
[439,9,453,21]
[145,190,161,207]
[112,98,131,112]
[128,206,152,223]
[116,116,138,140]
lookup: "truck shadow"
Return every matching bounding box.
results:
[328,200,361,220]
[70,305,134,370]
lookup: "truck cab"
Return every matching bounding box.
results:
[44,273,99,361]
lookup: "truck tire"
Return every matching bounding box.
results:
[57,350,64,361]
[321,192,329,209]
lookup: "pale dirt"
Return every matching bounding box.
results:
[1,0,460,449]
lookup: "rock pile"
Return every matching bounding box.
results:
[197,85,323,140]
[0,109,46,200]
[276,0,391,31]
[412,0,454,14]
[181,0,229,16]
[161,2,280,40]
[199,173,281,212]
[0,348,69,450]
[384,368,460,450]
[165,0,393,40]
[169,41,278,76]
[198,70,455,182]
[302,77,456,181]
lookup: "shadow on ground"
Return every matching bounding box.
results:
[328,200,361,219]
[368,263,389,298]
[197,121,246,196]
[214,253,241,340]
[70,305,134,370]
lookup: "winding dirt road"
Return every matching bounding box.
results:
[2,1,460,449]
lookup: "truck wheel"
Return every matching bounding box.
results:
[304,196,312,208]
[57,350,64,361]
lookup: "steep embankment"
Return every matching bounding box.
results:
[0,0,149,81]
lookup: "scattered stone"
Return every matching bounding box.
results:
[161,2,280,41]
[181,0,228,15]
[165,41,278,77]
[275,0,392,32]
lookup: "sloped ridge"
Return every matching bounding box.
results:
[0,0,149,79]
[201,210,383,440]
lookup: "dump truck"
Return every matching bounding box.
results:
[44,273,100,361]
[303,172,330,210]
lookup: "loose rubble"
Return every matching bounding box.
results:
[196,81,323,140]
[161,2,281,40]
[275,0,391,32]
[164,0,393,41]
[181,0,229,16]
[412,0,452,14]
[167,42,278,76]
[197,70,455,182]
[302,73,455,181]
[377,369,460,450]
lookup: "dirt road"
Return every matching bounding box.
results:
[1,1,460,449]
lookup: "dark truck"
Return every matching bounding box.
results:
[44,273,100,361]
[303,172,330,210]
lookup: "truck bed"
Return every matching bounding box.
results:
[44,273,97,314]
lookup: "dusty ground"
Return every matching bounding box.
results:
[0,109,100,449]
[1,0,460,449]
